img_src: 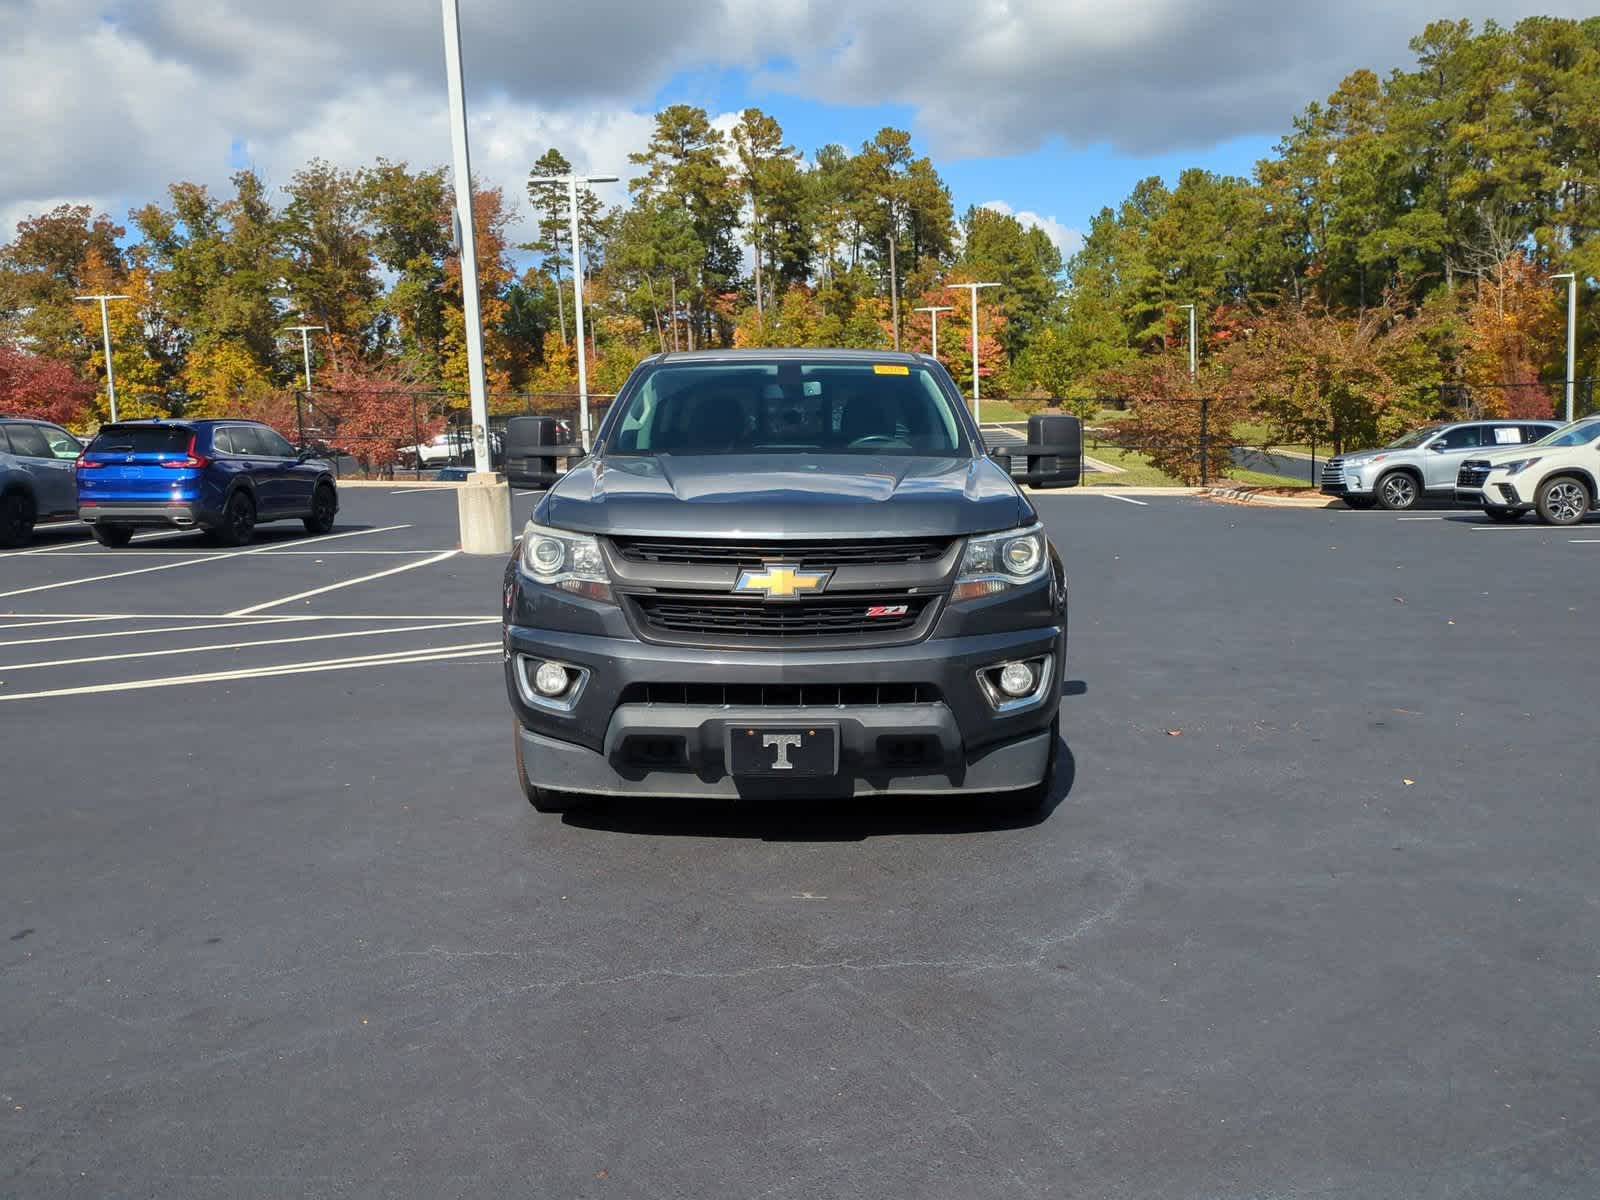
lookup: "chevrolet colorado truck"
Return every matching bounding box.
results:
[501,349,1076,813]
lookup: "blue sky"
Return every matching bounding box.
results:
[650,65,1279,258]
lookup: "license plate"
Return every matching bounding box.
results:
[728,725,838,778]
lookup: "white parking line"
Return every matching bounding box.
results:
[0,619,492,673]
[0,641,501,702]
[0,617,299,648]
[21,549,449,558]
[389,487,452,495]
[0,525,413,599]
[515,490,537,496]
[225,549,461,616]
[1097,493,1149,506]
[1,612,497,621]
[1397,516,1444,521]
[1570,539,1600,543]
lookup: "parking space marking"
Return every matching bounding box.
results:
[1096,493,1150,506]
[0,616,121,632]
[17,548,458,558]
[389,487,453,495]
[1397,516,1445,521]
[0,524,415,600]
[0,616,299,648]
[0,641,500,703]
[3,612,497,621]
[0,619,492,673]
[224,548,461,616]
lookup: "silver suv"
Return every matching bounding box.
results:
[1320,418,1561,510]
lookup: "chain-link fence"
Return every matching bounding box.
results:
[1054,379,1597,488]
[277,390,617,479]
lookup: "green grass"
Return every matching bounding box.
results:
[1083,444,1184,487]
[1223,466,1314,488]
[973,398,1035,422]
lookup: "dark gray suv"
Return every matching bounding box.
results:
[1,417,84,547]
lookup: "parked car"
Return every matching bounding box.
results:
[76,419,339,547]
[1320,418,1562,510]
[0,417,84,547]
[434,465,470,481]
[404,430,502,468]
[1455,415,1600,525]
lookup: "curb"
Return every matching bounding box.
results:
[1202,486,1340,508]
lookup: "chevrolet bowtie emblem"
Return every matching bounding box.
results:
[733,563,833,599]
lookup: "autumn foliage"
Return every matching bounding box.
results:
[0,344,96,426]
[315,363,442,477]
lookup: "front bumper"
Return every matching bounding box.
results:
[504,621,1065,799]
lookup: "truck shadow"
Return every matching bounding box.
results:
[560,742,1078,842]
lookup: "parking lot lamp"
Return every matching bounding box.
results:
[74,294,130,422]
[1177,303,1197,378]
[945,283,999,423]
[1553,273,1577,421]
[282,324,325,446]
[914,305,953,359]
[540,173,618,453]
[440,0,512,554]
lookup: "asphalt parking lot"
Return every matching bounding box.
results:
[3,488,1598,1197]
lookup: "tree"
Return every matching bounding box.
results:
[959,206,1063,358]
[526,148,604,349]
[629,106,740,348]
[0,344,95,427]
[1105,356,1251,484]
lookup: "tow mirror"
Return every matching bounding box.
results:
[998,413,1082,489]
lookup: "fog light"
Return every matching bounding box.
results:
[533,661,571,697]
[998,661,1035,697]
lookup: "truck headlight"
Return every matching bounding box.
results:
[518,521,613,602]
[953,523,1049,602]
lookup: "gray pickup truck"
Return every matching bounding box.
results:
[501,349,1079,814]
[1,417,84,547]
[1320,418,1561,510]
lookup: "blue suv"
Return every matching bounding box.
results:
[77,420,339,547]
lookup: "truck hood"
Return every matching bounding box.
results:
[538,453,1031,538]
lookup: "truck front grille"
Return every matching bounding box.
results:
[618,681,940,706]
[628,592,934,642]
[611,536,952,567]
[1458,460,1492,489]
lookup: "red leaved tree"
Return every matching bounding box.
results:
[316,363,441,478]
[0,345,96,428]
[1103,355,1251,484]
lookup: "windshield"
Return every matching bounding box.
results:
[1532,418,1600,448]
[1384,425,1444,450]
[602,359,969,457]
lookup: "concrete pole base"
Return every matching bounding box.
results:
[457,472,513,555]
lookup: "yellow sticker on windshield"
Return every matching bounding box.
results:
[873,364,910,375]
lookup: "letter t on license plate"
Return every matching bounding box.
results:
[728,725,839,777]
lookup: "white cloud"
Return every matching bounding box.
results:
[1,0,1591,244]
[980,201,1083,258]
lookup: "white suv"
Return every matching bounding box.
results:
[1455,416,1600,525]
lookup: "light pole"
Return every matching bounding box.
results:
[914,305,953,359]
[1553,273,1577,421]
[539,173,618,452]
[1177,303,1197,378]
[440,0,492,476]
[945,283,998,424]
[282,324,325,448]
[74,294,130,422]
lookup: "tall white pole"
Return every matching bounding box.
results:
[98,298,118,423]
[440,0,491,475]
[1554,273,1577,421]
[300,328,315,392]
[76,294,130,422]
[915,305,952,359]
[1179,303,1197,378]
[945,283,998,424]
[569,176,590,452]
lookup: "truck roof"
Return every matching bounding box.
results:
[644,348,932,366]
